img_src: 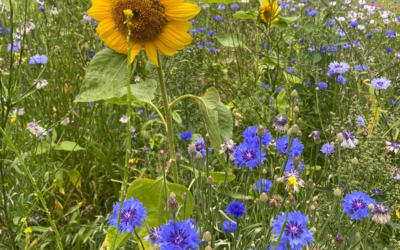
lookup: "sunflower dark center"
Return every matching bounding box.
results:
[284,221,304,239]
[110,0,167,42]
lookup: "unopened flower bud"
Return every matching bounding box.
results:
[189,144,196,154]
[195,152,202,159]
[285,106,290,112]
[291,124,299,136]
[334,189,342,197]
[251,243,255,248]
[207,176,214,185]
[260,192,268,203]
[167,198,179,215]
[291,89,298,98]
[310,226,317,232]
[352,157,359,165]
[170,192,176,199]
[334,234,344,247]
[205,247,212,250]
[287,128,292,136]
[176,153,182,162]
[297,117,302,124]
[205,138,211,148]
[310,205,316,211]
[297,130,302,137]
[293,157,300,167]
[158,150,166,161]
[197,78,203,87]
[262,168,267,174]
[293,106,299,113]
[337,134,344,143]
[306,179,314,188]
[325,234,331,240]
[368,203,374,210]
[182,192,188,202]
[256,126,265,137]
[269,195,282,209]
[289,195,295,206]
[314,135,321,144]
[153,243,161,250]
[200,122,204,128]
[203,231,212,242]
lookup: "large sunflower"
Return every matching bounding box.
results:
[88,0,201,66]
[260,0,280,24]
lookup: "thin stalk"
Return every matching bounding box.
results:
[157,57,179,184]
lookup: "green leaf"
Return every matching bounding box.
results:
[33,140,50,155]
[194,2,210,8]
[104,178,194,249]
[279,16,300,24]
[276,89,289,114]
[216,33,246,48]
[215,102,233,142]
[283,72,301,84]
[271,20,289,29]
[198,87,220,110]
[75,49,129,102]
[106,79,158,105]
[172,111,183,127]
[54,141,86,151]
[233,10,258,19]
[208,172,236,183]
[304,25,319,32]
[0,0,10,11]
[67,170,81,189]
[313,53,322,64]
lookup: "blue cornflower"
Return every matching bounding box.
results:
[355,64,367,71]
[197,45,204,49]
[144,227,161,247]
[343,191,376,220]
[262,84,269,88]
[221,220,237,233]
[217,4,225,10]
[243,126,273,147]
[191,29,198,34]
[208,30,214,35]
[180,131,192,141]
[308,10,318,17]
[198,27,206,32]
[231,4,239,10]
[366,34,373,38]
[276,136,304,157]
[29,54,48,65]
[391,99,398,106]
[277,87,284,93]
[387,48,392,53]
[328,61,350,75]
[7,42,21,52]
[190,20,197,24]
[209,47,218,53]
[298,38,305,43]
[385,30,396,38]
[317,82,328,89]
[272,211,314,249]
[287,68,295,74]
[157,220,200,250]
[188,137,212,157]
[371,77,391,90]
[350,21,358,27]
[214,15,223,21]
[39,6,44,11]
[327,19,335,27]
[371,189,382,195]
[285,158,305,172]
[254,179,272,194]
[233,143,266,170]
[339,130,358,148]
[108,198,147,233]
[321,143,335,156]
[337,75,346,84]
[206,41,212,46]
[356,115,365,126]
[225,201,246,218]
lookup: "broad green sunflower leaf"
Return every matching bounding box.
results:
[233,10,258,19]
[216,33,246,48]
[106,79,158,105]
[104,178,194,249]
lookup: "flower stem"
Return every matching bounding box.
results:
[157,56,178,184]
[134,229,145,250]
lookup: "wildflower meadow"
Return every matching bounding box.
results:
[1,0,400,249]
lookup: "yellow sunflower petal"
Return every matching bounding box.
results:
[154,38,177,56]
[161,22,193,48]
[144,42,159,66]
[87,0,111,21]
[160,0,185,8]
[96,18,116,39]
[129,42,143,63]
[164,3,201,22]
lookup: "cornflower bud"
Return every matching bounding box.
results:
[256,126,265,137]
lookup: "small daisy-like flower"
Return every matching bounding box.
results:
[321,143,335,156]
[272,211,314,249]
[254,179,272,194]
[372,203,391,224]
[342,190,375,220]
[221,220,237,233]
[27,122,47,137]
[277,170,305,193]
[119,115,128,124]
[243,126,273,147]
[61,118,70,126]
[386,141,399,153]
[233,142,266,170]
[274,115,289,132]
[219,139,236,160]
[180,131,192,141]
[276,136,304,157]
[225,201,246,218]
[371,77,391,90]
[17,107,25,116]
[338,130,358,149]
[328,61,350,75]
[144,227,161,247]
[108,198,147,233]
[50,6,58,15]
[157,220,200,250]
[35,79,48,89]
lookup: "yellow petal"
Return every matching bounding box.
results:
[165,3,201,21]
[154,38,177,56]
[97,18,116,39]
[129,42,143,63]
[87,0,111,21]
[160,0,185,8]
[161,22,193,48]
[144,42,159,66]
